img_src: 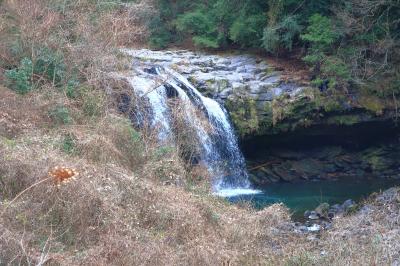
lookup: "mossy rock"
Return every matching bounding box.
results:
[325,114,361,126]
[226,94,259,137]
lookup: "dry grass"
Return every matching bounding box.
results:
[0,0,152,88]
[0,85,301,265]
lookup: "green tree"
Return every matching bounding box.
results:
[262,15,301,53]
[176,8,219,48]
[229,14,265,47]
[301,14,339,52]
[301,14,349,88]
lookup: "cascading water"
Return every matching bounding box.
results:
[122,50,260,196]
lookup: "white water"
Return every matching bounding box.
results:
[122,50,261,196]
[126,74,171,140]
[214,188,262,197]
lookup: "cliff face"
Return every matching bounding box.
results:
[127,49,396,137]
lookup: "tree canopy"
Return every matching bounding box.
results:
[149,0,400,94]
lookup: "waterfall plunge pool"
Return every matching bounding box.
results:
[224,176,400,220]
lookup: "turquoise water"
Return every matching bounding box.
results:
[228,177,400,219]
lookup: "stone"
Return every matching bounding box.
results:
[308,211,319,220]
[322,222,333,230]
[307,224,321,232]
[342,199,356,213]
[315,203,330,218]
[272,164,297,182]
[295,225,309,233]
[376,187,399,203]
[257,167,281,183]
[329,204,344,216]
[359,205,373,215]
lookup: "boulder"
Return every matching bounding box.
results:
[342,199,356,213]
[315,203,330,218]
[304,210,311,219]
[329,204,344,216]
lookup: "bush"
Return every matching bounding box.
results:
[262,27,280,53]
[33,47,66,87]
[262,15,301,54]
[321,56,351,87]
[49,105,72,125]
[301,14,340,51]
[192,36,219,49]
[65,79,80,99]
[175,9,220,48]
[5,47,67,93]
[301,14,348,89]
[148,17,174,49]
[62,133,77,154]
[5,58,33,94]
[81,89,106,118]
[229,14,265,47]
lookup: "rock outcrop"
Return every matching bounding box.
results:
[122,49,400,184]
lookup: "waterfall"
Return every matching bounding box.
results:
[122,50,260,196]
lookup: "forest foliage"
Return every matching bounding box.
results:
[150,0,400,94]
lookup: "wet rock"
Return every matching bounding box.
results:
[289,159,326,179]
[258,167,281,183]
[327,211,335,219]
[123,48,305,115]
[308,211,319,220]
[315,203,330,218]
[249,173,262,185]
[342,199,356,211]
[330,204,343,213]
[271,163,297,182]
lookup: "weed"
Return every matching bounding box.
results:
[65,79,80,99]
[285,252,315,266]
[48,105,72,125]
[61,133,76,154]
[0,136,17,148]
[34,47,66,86]
[154,145,174,160]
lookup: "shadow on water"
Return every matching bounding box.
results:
[227,176,400,220]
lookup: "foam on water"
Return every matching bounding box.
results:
[214,188,262,198]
